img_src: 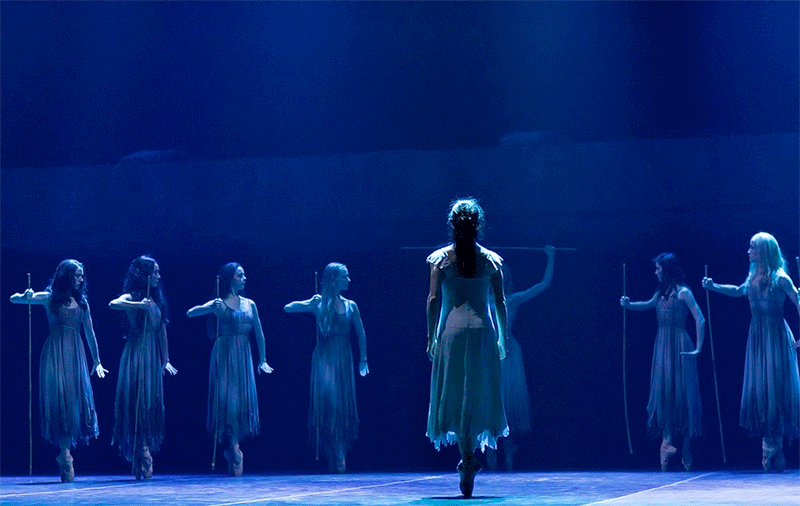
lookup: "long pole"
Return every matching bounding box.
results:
[314,271,320,462]
[28,273,33,476]
[622,264,633,454]
[211,276,220,471]
[704,265,727,464]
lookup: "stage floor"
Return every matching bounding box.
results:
[1,470,798,505]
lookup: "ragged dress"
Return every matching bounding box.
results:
[112,304,169,461]
[310,299,359,458]
[40,303,99,446]
[739,281,800,438]
[427,245,509,452]
[208,297,263,443]
[499,295,532,434]
[647,289,702,438]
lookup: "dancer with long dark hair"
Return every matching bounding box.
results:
[703,232,800,472]
[426,198,508,497]
[10,259,108,482]
[109,255,177,480]
[187,262,273,476]
[620,253,705,471]
[284,262,368,473]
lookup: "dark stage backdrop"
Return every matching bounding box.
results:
[2,132,798,475]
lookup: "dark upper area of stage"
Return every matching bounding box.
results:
[2,1,798,168]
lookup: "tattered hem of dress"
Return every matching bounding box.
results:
[427,427,510,453]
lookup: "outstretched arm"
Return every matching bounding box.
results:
[284,295,320,313]
[490,269,508,360]
[351,301,369,376]
[250,300,273,374]
[186,299,225,318]
[777,274,800,350]
[620,293,658,311]
[679,288,706,356]
[109,293,149,311]
[702,277,746,297]
[82,303,108,378]
[508,245,555,310]
[426,264,443,361]
[9,289,49,305]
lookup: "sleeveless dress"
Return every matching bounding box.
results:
[112,304,168,461]
[208,298,262,442]
[647,290,702,438]
[310,299,359,458]
[740,282,800,438]
[499,295,532,434]
[40,304,99,446]
[427,245,509,452]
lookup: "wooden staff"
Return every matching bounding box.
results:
[704,265,727,464]
[622,264,633,454]
[212,275,220,471]
[27,273,33,476]
[132,276,151,474]
[314,271,320,462]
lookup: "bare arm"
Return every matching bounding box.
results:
[284,295,320,313]
[679,287,705,356]
[702,277,746,297]
[81,303,108,378]
[777,274,800,350]
[490,269,508,360]
[250,300,273,373]
[620,293,658,310]
[186,299,224,318]
[9,290,49,305]
[426,264,443,361]
[350,301,369,376]
[508,245,555,310]
[109,293,148,310]
[159,323,178,375]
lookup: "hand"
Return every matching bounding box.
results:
[140,298,155,310]
[258,361,273,374]
[24,288,35,299]
[93,363,109,378]
[163,362,178,375]
[311,294,322,306]
[702,277,714,290]
[620,296,630,308]
[544,244,555,257]
[426,338,436,362]
[359,360,369,377]
[680,348,701,357]
[213,298,226,316]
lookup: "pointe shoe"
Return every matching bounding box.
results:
[334,452,346,474]
[135,446,153,480]
[224,445,243,477]
[762,439,776,473]
[457,458,482,498]
[660,440,677,472]
[56,453,74,482]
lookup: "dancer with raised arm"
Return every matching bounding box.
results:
[426,198,508,497]
[109,255,177,480]
[703,233,800,472]
[620,253,705,471]
[284,263,368,473]
[187,262,273,476]
[487,245,554,471]
[9,260,108,482]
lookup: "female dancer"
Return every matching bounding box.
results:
[187,262,273,476]
[488,245,555,471]
[284,262,368,473]
[426,198,508,497]
[703,232,800,472]
[109,255,177,480]
[620,253,705,471]
[10,259,108,482]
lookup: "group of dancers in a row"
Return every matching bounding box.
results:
[9,198,800,499]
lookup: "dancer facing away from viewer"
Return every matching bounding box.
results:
[10,259,108,482]
[620,253,704,471]
[426,198,509,497]
[284,262,369,473]
[187,262,273,476]
[487,245,555,471]
[109,255,177,480]
[702,232,800,472]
